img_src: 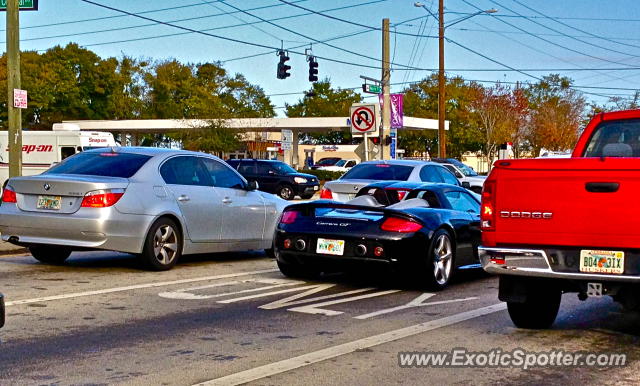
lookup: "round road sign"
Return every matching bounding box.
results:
[351,106,375,132]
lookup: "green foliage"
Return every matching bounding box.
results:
[168,120,241,156]
[401,74,483,158]
[297,169,344,182]
[286,79,362,145]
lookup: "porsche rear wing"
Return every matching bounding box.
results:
[282,200,422,223]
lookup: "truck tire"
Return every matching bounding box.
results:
[29,245,72,265]
[140,217,182,271]
[507,287,561,329]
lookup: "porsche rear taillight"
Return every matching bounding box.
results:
[319,187,333,199]
[480,180,496,231]
[380,217,422,233]
[81,189,125,208]
[280,210,299,224]
[1,186,16,203]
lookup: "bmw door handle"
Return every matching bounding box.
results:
[177,195,190,202]
[222,197,233,204]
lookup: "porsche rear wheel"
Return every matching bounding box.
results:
[422,229,455,290]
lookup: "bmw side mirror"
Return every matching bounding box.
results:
[462,181,471,189]
[248,180,259,191]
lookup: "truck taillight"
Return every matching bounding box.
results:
[1,186,16,203]
[320,187,333,199]
[380,217,422,233]
[480,180,496,231]
[81,189,125,208]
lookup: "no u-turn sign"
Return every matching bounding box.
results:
[350,103,380,135]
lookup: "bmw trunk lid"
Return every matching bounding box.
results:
[7,174,129,214]
[324,180,376,202]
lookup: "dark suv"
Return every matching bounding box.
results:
[227,159,319,200]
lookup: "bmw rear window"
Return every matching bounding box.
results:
[342,164,414,181]
[45,152,152,178]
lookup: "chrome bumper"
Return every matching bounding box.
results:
[480,246,640,283]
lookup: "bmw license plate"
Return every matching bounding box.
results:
[316,238,345,256]
[36,195,62,210]
[579,250,624,274]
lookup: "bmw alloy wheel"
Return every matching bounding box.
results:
[153,225,178,265]
[433,234,453,285]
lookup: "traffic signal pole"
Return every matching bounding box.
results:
[7,0,22,177]
[438,0,446,158]
[380,18,391,160]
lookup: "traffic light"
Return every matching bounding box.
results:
[371,137,380,145]
[308,56,318,82]
[277,50,291,79]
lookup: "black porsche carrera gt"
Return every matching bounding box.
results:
[274,182,482,290]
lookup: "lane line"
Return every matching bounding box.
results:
[158,282,301,300]
[4,269,278,306]
[194,303,507,386]
[354,296,478,320]
[287,289,402,316]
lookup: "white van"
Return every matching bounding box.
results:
[0,123,118,186]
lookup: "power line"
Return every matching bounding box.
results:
[198,0,281,42]
[446,10,640,23]
[449,26,640,43]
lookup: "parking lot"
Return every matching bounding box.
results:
[1,250,640,385]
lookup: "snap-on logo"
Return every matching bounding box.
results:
[500,211,553,219]
[89,138,107,143]
[5,145,54,153]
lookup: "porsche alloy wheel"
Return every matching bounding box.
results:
[433,233,453,286]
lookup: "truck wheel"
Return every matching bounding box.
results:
[29,245,72,265]
[277,184,294,200]
[140,218,182,271]
[420,229,455,290]
[507,288,561,329]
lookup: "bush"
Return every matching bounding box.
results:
[298,169,344,182]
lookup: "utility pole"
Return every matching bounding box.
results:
[7,0,21,177]
[380,18,391,160]
[438,0,446,158]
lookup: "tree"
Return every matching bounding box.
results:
[524,75,585,155]
[402,74,483,158]
[470,83,528,168]
[285,79,362,144]
[169,120,241,156]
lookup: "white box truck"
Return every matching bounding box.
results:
[0,123,118,187]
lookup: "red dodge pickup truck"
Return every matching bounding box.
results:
[481,109,640,329]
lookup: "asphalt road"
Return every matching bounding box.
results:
[1,251,640,385]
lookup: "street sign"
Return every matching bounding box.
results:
[13,88,27,109]
[350,103,379,135]
[281,129,293,151]
[0,0,38,11]
[362,84,381,94]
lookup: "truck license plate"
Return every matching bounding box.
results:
[579,250,624,274]
[36,195,62,210]
[316,238,345,256]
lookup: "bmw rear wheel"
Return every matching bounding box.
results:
[141,218,182,271]
[29,245,72,265]
[423,229,455,290]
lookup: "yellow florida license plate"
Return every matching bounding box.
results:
[316,238,345,256]
[579,250,624,274]
[36,195,62,210]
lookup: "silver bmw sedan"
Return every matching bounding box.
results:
[0,147,288,270]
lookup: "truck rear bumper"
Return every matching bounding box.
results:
[480,246,640,283]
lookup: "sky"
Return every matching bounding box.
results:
[2,0,640,116]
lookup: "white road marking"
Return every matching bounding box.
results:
[194,303,508,386]
[4,269,278,306]
[354,294,478,319]
[158,281,302,300]
[287,289,402,316]
[216,283,336,304]
[259,286,373,310]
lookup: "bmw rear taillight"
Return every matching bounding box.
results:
[481,180,496,231]
[386,188,409,201]
[320,187,333,199]
[81,189,125,208]
[280,210,299,224]
[1,186,17,203]
[380,217,422,233]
